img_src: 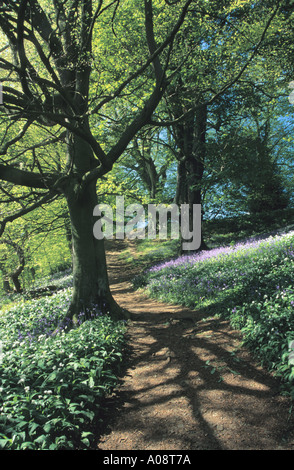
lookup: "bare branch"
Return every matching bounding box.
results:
[0,120,33,156]
[11,131,67,160]
[144,0,163,83]
[0,164,58,189]
[0,190,58,238]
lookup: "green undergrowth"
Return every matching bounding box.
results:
[0,289,127,450]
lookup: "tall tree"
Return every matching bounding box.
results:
[0,0,284,324]
[0,0,194,324]
[149,0,282,250]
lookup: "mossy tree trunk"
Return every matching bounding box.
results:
[64,176,127,324]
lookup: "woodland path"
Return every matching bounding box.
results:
[96,240,294,450]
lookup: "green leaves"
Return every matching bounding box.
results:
[0,292,127,450]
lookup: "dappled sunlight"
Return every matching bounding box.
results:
[97,245,294,450]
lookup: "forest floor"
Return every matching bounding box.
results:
[96,240,294,450]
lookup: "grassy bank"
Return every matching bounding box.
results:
[133,231,294,400]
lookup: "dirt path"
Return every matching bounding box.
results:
[96,241,294,450]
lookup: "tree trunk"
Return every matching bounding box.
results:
[4,240,25,293]
[3,278,11,293]
[174,159,188,206]
[187,103,208,251]
[58,125,130,328]
[0,262,11,293]
[172,102,209,253]
[63,178,130,326]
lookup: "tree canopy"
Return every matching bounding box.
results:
[0,0,293,323]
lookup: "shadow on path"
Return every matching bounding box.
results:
[96,241,294,451]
